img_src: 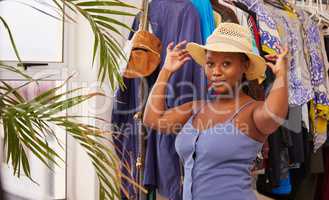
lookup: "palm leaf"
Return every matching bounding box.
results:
[0,16,21,62]
[0,0,144,199]
[0,70,144,199]
[51,0,139,88]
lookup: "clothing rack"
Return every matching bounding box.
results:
[135,1,149,200]
[291,0,329,25]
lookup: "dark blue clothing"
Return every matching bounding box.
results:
[111,0,206,199]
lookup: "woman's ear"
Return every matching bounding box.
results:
[242,60,249,73]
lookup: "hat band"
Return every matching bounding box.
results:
[207,36,253,53]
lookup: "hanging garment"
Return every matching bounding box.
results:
[310,100,328,152]
[293,170,319,200]
[238,0,282,54]
[265,5,314,106]
[299,10,329,106]
[111,13,159,200]
[210,0,239,23]
[320,30,329,106]
[298,10,329,151]
[315,146,329,200]
[175,100,263,200]
[264,105,303,187]
[112,1,206,198]
[190,0,215,44]
[320,30,329,85]
[218,1,261,57]
[325,35,329,61]
[112,78,154,199]
[128,1,204,200]
[267,127,290,187]
[213,11,222,27]
[302,103,310,131]
[271,172,292,195]
[285,106,305,164]
[289,126,314,200]
[233,1,263,54]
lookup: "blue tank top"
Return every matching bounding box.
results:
[175,100,263,200]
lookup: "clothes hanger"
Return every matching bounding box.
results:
[248,0,259,9]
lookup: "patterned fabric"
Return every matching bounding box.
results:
[238,0,281,54]
[320,30,329,103]
[265,5,313,106]
[298,10,329,151]
[310,100,328,152]
[298,10,329,106]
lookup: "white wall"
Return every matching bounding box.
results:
[65,1,140,200]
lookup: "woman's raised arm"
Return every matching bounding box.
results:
[143,41,201,134]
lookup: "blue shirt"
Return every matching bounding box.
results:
[190,0,215,44]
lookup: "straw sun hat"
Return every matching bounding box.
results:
[186,23,266,84]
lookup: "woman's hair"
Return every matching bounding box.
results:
[240,53,250,65]
[240,53,249,94]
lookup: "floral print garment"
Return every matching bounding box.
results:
[298,10,329,106]
[238,0,281,54]
[265,5,314,105]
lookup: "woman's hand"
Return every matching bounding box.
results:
[162,40,191,73]
[265,45,289,77]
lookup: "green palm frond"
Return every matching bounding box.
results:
[0,72,145,199]
[0,16,21,62]
[53,0,138,89]
[59,0,139,89]
[0,1,144,199]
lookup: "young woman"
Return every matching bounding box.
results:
[143,23,289,200]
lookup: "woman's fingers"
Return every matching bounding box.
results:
[277,45,284,54]
[280,45,289,57]
[179,56,191,65]
[178,49,189,56]
[174,40,188,51]
[265,54,278,61]
[167,42,174,51]
[265,44,289,62]
[266,62,275,70]
[276,44,289,56]
[178,53,190,61]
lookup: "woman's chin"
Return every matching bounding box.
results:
[212,87,229,95]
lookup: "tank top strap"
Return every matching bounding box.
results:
[227,99,256,122]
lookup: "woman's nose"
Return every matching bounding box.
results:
[212,66,222,77]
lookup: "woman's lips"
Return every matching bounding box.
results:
[211,80,226,87]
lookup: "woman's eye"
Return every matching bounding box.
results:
[222,61,231,68]
[206,62,214,68]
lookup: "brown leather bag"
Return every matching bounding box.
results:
[122,0,162,78]
[123,30,162,78]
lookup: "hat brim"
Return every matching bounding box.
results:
[186,42,266,82]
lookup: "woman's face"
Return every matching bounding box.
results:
[205,51,249,95]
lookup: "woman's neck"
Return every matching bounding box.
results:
[210,91,249,104]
